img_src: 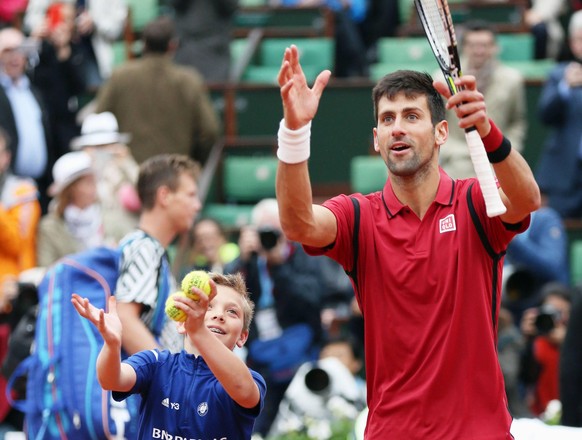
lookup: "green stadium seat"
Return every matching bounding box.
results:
[112,41,128,67]
[370,60,439,81]
[240,0,267,6]
[242,37,334,84]
[223,155,278,203]
[571,240,582,287]
[126,0,159,32]
[231,38,249,65]
[350,156,387,194]
[376,37,436,65]
[497,33,535,61]
[505,59,554,81]
[201,203,254,230]
[260,37,334,69]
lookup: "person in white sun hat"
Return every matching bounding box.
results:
[71,111,141,237]
[36,150,120,267]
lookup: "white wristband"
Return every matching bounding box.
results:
[277,119,311,164]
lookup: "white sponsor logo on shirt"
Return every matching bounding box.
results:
[439,214,456,234]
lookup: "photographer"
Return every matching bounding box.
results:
[224,198,326,438]
[519,282,572,416]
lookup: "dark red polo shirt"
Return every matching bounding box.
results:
[305,168,529,439]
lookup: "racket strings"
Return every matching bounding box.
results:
[416,0,453,68]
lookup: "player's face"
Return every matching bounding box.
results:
[205,286,248,350]
[373,93,444,178]
[169,173,201,233]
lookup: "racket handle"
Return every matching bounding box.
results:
[464,129,507,217]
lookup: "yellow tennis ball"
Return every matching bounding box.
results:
[181,270,211,301]
[165,292,187,322]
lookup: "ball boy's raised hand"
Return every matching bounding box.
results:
[71,293,123,348]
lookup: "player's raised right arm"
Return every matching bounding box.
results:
[276,45,336,248]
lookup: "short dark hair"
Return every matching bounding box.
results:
[540,282,572,304]
[143,15,175,54]
[459,20,496,46]
[137,154,199,210]
[372,70,445,125]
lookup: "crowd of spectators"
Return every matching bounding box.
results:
[0,1,581,439]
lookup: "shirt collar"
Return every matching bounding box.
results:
[0,72,30,90]
[381,167,455,218]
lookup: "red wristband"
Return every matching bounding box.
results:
[481,119,504,153]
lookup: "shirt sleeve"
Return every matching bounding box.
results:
[112,349,162,401]
[303,194,357,271]
[115,236,165,307]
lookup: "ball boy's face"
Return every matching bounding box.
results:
[204,285,248,351]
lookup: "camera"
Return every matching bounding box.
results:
[258,227,281,251]
[268,357,366,438]
[534,304,562,335]
[304,366,331,395]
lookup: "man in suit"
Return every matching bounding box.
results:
[536,10,582,219]
[0,27,56,213]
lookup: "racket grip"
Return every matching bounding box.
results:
[464,129,507,217]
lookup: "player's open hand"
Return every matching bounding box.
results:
[433,75,491,137]
[71,293,122,347]
[278,44,331,130]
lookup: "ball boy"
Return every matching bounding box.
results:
[71,272,266,439]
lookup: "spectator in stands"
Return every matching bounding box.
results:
[224,198,326,438]
[36,150,119,267]
[318,256,356,337]
[536,10,582,219]
[27,2,91,154]
[0,126,41,435]
[0,26,58,214]
[95,15,220,165]
[497,307,530,418]
[560,286,582,426]
[0,0,28,28]
[70,111,140,242]
[525,0,568,60]
[358,0,400,66]
[0,126,41,303]
[179,217,239,277]
[436,20,527,179]
[503,191,569,325]
[171,0,238,83]
[24,0,127,83]
[519,282,572,416]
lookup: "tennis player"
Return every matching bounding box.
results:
[275,45,540,439]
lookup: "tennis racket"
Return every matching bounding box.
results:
[414,0,507,217]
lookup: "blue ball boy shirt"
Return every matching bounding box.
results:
[113,349,266,440]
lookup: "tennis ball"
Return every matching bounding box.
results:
[165,292,187,322]
[181,270,211,301]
